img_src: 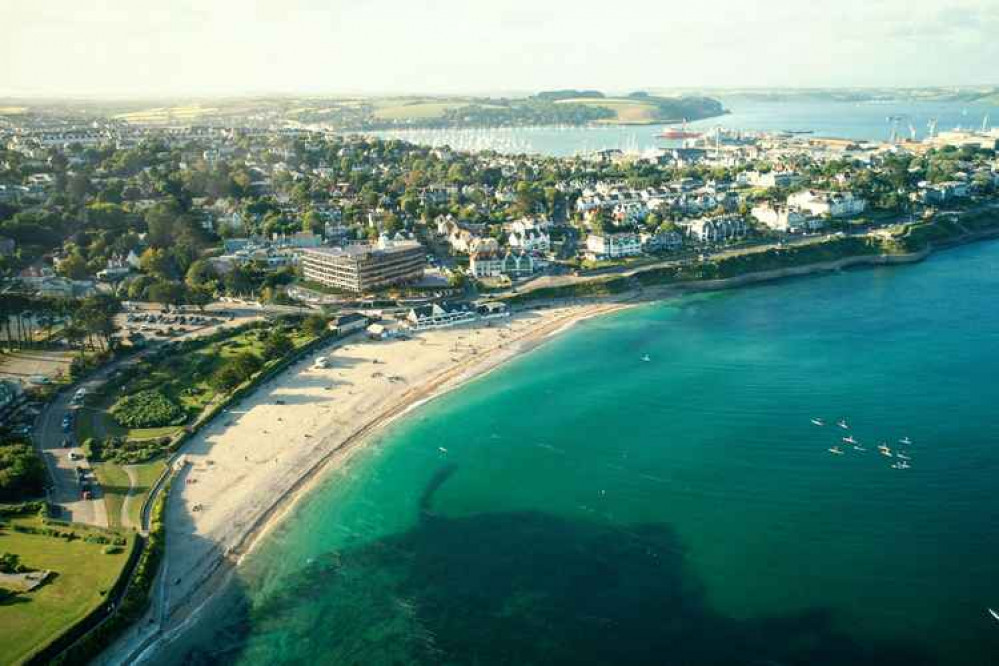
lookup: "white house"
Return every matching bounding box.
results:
[682,214,748,243]
[585,231,642,260]
[508,229,550,254]
[469,251,504,279]
[751,203,810,233]
[405,302,478,331]
[747,170,802,189]
[787,190,867,218]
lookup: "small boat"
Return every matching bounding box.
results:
[811,418,825,426]
[891,461,910,470]
[853,444,867,452]
[896,452,911,461]
[899,437,912,445]
[989,608,999,622]
[878,443,893,457]
[842,435,858,445]
[438,447,448,455]
[641,354,651,362]
[837,419,849,430]
[828,446,845,455]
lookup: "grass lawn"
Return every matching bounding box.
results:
[372,100,467,121]
[0,516,133,665]
[95,460,166,529]
[77,324,320,465]
[112,105,218,124]
[555,97,660,124]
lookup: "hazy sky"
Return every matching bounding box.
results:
[3,0,998,98]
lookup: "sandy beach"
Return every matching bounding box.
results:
[99,301,629,664]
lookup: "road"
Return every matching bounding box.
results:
[500,232,844,298]
[34,374,110,526]
[33,312,262,528]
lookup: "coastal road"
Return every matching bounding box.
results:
[32,311,263,528]
[501,232,842,298]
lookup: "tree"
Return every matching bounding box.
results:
[302,210,323,235]
[262,330,294,360]
[223,266,254,296]
[302,314,327,337]
[57,252,89,280]
[0,442,46,502]
[140,248,177,280]
[67,172,92,202]
[210,351,262,391]
[185,259,218,290]
[145,204,178,248]
[148,280,186,307]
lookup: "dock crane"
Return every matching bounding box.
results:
[983,114,991,133]
[886,115,907,144]
[927,118,938,139]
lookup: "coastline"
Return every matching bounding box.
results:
[98,301,632,665]
[99,226,998,666]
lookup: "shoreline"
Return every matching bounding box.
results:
[101,227,998,665]
[100,301,632,665]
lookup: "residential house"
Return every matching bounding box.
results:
[469,251,504,279]
[640,230,683,252]
[787,190,867,218]
[751,203,811,233]
[508,228,550,254]
[585,231,642,260]
[682,214,748,243]
[919,181,970,205]
[329,313,370,336]
[405,302,478,331]
[501,250,535,278]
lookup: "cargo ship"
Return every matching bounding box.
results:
[657,120,702,140]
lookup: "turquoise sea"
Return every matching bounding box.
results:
[164,241,999,665]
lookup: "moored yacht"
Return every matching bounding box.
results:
[828,446,845,455]
[842,435,858,445]
[899,436,912,445]
[837,419,849,430]
[811,417,825,426]
[878,443,893,457]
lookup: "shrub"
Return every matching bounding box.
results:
[0,443,46,502]
[110,389,183,428]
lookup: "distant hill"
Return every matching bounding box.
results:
[347,93,727,130]
[689,87,999,105]
[553,94,727,125]
[535,90,606,101]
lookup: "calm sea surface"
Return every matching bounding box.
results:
[368,98,999,156]
[164,239,999,665]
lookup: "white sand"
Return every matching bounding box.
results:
[136,303,629,645]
